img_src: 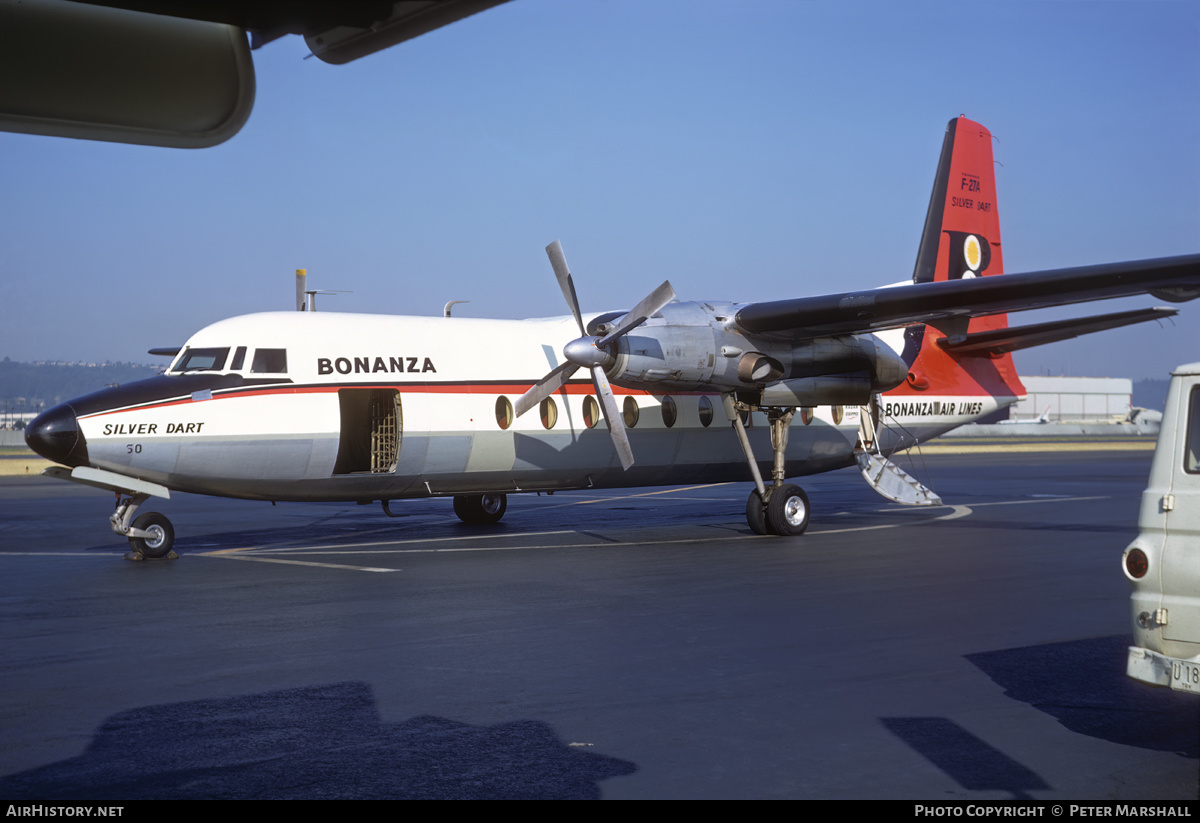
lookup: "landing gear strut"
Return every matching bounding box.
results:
[725,394,810,536]
[112,493,177,559]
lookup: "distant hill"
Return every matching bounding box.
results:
[0,358,161,414]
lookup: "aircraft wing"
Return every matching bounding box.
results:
[0,0,510,147]
[734,254,1200,340]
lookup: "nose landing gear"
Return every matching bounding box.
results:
[113,493,177,559]
[42,466,178,560]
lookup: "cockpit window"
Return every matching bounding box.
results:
[251,348,287,374]
[229,346,247,371]
[173,347,229,372]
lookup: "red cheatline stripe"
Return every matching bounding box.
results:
[77,381,717,419]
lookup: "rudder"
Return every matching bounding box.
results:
[893,116,1024,402]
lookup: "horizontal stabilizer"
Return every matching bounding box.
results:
[935,307,1178,355]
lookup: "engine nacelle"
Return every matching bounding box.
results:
[600,301,908,406]
[759,374,876,407]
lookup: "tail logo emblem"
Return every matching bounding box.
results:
[963,235,983,275]
[943,230,992,280]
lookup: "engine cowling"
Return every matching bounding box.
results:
[599,302,907,406]
[607,303,719,390]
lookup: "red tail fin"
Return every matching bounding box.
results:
[892,116,1025,400]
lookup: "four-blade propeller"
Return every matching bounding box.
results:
[514,240,675,470]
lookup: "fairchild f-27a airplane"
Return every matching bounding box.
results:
[25,117,1200,557]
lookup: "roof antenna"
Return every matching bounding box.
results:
[294,268,350,311]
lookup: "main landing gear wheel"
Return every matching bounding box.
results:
[128,512,175,558]
[746,484,810,536]
[453,493,508,525]
[746,489,770,536]
[766,483,809,536]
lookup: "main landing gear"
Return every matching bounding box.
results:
[113,493,177,559]
[452,493,508,525]
[745,483,810,536]
[724,394,811,536]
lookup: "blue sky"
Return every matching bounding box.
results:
[1,0,1197,380]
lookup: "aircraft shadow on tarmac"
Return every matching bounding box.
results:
[883,636,1199,799]
[0,681,636,800]
[880,717,1050,799]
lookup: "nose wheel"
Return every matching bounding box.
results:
[112,493,178,559]
[127,512,176,558]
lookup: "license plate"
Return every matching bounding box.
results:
[1170,659,1200,693]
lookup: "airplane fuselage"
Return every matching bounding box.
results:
[35,309,1014,504]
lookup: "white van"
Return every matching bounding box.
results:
[1124,361,1200,692]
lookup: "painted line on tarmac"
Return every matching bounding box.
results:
[197,504,975,571]
[537,482,735,509]
[955,494,1108,508]
[0,496,1104,567]
[204,529,579,555]
[813,505,972,534]
[213,554,400,572]
[0,551,122,556]
[210,492,1100,564]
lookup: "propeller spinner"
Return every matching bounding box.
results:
[514,240,676,470]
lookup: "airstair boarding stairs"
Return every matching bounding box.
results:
[855,402,942,507]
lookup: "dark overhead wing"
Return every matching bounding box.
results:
[71,0,512,60]
[935,307,1177,355]
[0,3,254,148]
[734,254,1200,340]
[0,1,509,147]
